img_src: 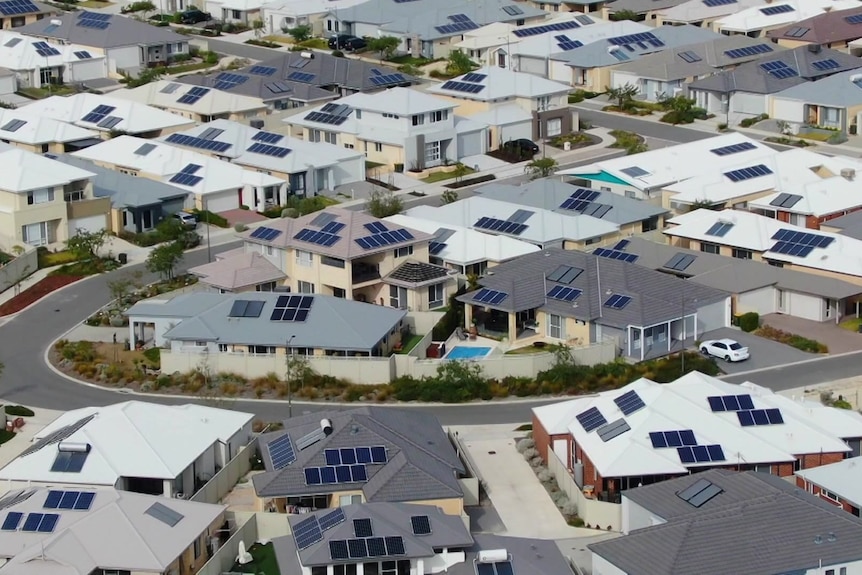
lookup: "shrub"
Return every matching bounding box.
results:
[738,312,759,333]
[192,210,228,227]
[717,123,728,132]
[432,286,466,340]
[331,50,344,57]
[739,113,768,128]
[234,223,249,232]
[142,347,160,364]
[5,405,34,416]
[754,325,828,353]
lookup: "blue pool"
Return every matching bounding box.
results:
[445,346,492,360]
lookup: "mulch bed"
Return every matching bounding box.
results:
[0,275,82,316]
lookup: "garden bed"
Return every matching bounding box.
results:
[84,274,198,327]
[549,131,600,150]
[444,174,496,189]
[486,148,534,164]
[0,274,82,316]
[754,325,828,353]
[764,136,811,148]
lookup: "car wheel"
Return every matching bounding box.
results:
[700,347,708,355]
[725,355,732,362]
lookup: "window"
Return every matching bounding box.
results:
[547,314,564,339]
[424,140,440,163]
[248,345,276,354]
[309,129,320,143]
[383,112,399,119]
[394,245,413,258]
[231,9,241,18]
[321,255,345,268]
[355,109,362,119]
[732,248,752,259]
[194,536,201,559]
[312,567,328,575]
[390,285,407,308]
[298,280,314,294]
[373,142,383,152]
[333,287,346,298]
[430,110,448,123]
[822,490,839,502]
[412,114,425,126]
[256,281,277,292]
[826,298,834,319]
[339,494,362,506]
[296,249,313,267]
[546,117,562,137]
[700,242,720,254]
[324,131,337,145]
[428,283,444,308]
[41,143,49,154]
[642,216,659,232]
[363,564,380,575]
[537,96,551,111]
[344,143,354,149]
[27,189,54,205]
[22,221,49,246]
[218,344,228,352]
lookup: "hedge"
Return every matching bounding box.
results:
[738,312,759,333]
[4,405,34,417]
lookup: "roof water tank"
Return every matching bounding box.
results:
[478,549,508,563]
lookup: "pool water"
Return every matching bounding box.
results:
[445,346,492,360]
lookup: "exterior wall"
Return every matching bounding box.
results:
[410,496,464,516]
[592,553,628,575]
[531,412,551,462]
[68,58,107,83]
[696,297,731,334]
[796,477,859,515]
[731,91,768,116]
[106,45,141,77]
[0,72,15,95]
[0,244,37,293]
[621,496,666,534]
[168,512,226,575]
[737,285,776,316]
[771,96,805,125]
[1,12,56,29]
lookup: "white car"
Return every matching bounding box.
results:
[700,338,750,362]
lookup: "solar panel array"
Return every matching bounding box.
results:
[1,119,25,132]
[650,429,697,448]
[784,26,809,38]
[620,166,648,178]
[759,60,798,79]
[477,561,515,575]
[21,415,95,457]
[3,37,19,47]
[295,228,341,247]
[165,133,232,153]
[738,408,784,426]
[768,228,833,258]
[43,490,95,511]
[270,295,313,322]
[547,285,581,302]
[177,86,210,105]
[769,192,802,209]
[760,3,794,15]
[168,163,203,187]
[724,164,773,182]
[0,0,39,14]
[295,515,324,550]
[607,32,665,50]
[81,104,115,124]
[502,4,522,15]
[369,73,406,86]
[724,43,773,59]
[253,131,284,143]
[73,50,92,60]
[213,72,249,91]
[677,478,723,507]
[33,41,60,57]
[441,80,485,93]
[325,446,388,465]
[411,515,431,535]
[51,450,89,473]
[710,141,756,156]
[287,71,315,83]
[305,464,368,484]
[513,19,580,37]
[811,58,840,71]
[665,253,697,272]
[97,116,122,129]
[305,111,351,125]
[604,294,632,309]
[702,0,736,6]
[429,241,446,255]
[547,264,582,284]
[846,13,862,24]
[266,81,291,94]
[474,216,528,236]
[576,406,607,432]
[678,50,702,63]
[705,221,734,237]
[330,535,405,560]
[1,512,23,530]
[354,226,415,250]
[249,65,277,76]
[707,394,755,412]
[560,188,599,211]
[555,34,583,51]
[20,512,60,532]
[321,221,345,234]
[678,444,726,464]
[247,142,292,157]
[614,390,645,415]
[473,288,508,305]
[597,418,631,442]
[228,299,265,318]
[267,434,296,469]
[319,508,346,532]
[76,11,111,29]
[462,72,487,83]
[435,13,479,34]
[593,248,638,263]
[0,490,35,510]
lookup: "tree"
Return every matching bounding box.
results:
[366,188,403,218]
[252,19,264,38]
[610,9,639,21]
[286,24,311,43]
[524,156,558,179]
[604,83,639,111]
[658,94,701,125]
[446,50,476,76]
[66,229,107,261]
[367,36,399,60]
[107,271,143,305]
[126,67,161,88]
[146,241,184,280]
[440,189,459,205]
[451,162,470,184]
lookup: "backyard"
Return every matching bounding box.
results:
[233,542,279,575]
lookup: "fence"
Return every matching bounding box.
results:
[196,513,258,575]
[192,437,258,505]
[546,449,621,532]
[449,429,480,506]
[0,245,37,295]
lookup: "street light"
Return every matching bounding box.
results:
[285,335,296,418]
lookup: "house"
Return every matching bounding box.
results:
[549,24,721,93]
[405,196,621,249]
[770,68,862,134]
[272,502,574,575]
[46,153,192,234]
[187,207,455,311]
[70,135,286,213]
[384,213,541,278]
[425,66,574,146]
[687,45,862,120]
[821,210,862,240]
[16,10,190,77]
[655,0,769,30]
[0,143,109,246]
[159,119,366,198]
[796,456,862,516]
[0,487,225,575]
[253,407,465,513]
[0,107,97,154]
[589,470,862,575]
[532,372,862,510]
[767,5,862,52]
[284,88,478,171]
[452,21,518,67]
[715,0,861,38]
[524,0,608,16]
[473,178,669,237]
[0,68,14,103]
[328,0,546,60]
[455,247,729,354]
[610,36,790,102]
[0,401,254,497]
[204,0,265,25]
[260,0,367,37]
[0,0,56,30]
[559,132,774,201]
[21,93,195,137]
[109,79,269,123]
[665,208,862,290]
[621,236,862,323]
[603,0,690,22]
[178,51,415,111]
[0,30,106,90]
[125,292,409,366]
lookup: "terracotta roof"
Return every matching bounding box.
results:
[767,5,862,44]
[189,251,285,290]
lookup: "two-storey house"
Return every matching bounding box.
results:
[0,143,108,246]
[190,208,455,311]
[0,107,97,155]
[0,0,56,30]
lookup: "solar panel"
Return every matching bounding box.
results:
[614,390,645,415]
[707,394,754,412]
[253,131,284,144]
[846,13,862,24]
[411,515,432,535]
[268,434,296,469]
[702,0,736,6]
[0,490,36,510]
[737,408,784,426]
[330,539,349,559]
[597,418,631,442]
[168,173,202,187]
[664,253,696,272]
[3,37,20,46]
[21,512,59,533]
[160,83,181,94]
[620,166,648,178]
[177,87,210,104]
[319,508,345,532]
[287,71,315,82]
[77,18,109,29]
[769,192,802,209]
[348,538,368,558]
[51,450,89,473]
[811,58,840,71]
[429,241,446,255]
[760,3,793,15]
[0,0,39,14]
[295,515,323,550]
[165,133,233,153]
[367,537,387,556]
[20,414,95,457]
[371,446,387,463]
[768,229,833,257]
[705,221,734,236]
[145,502,183,527]
[688,482,724,507]
[724,44,773,59]
[1,511,22,530]
[249,65,277,76]
[270,295,314,322]
[546,265,582,284]
[593,248,639,263]
[502,4,522,15]
[1,119,25,132]
[247,142,292,157]
[784,26,809,38]
[613,238,630,249]
[604,294,632,309]
[677,444,725,464]
[135,142,156,156]
[607,31,665,48]
[759,60,798,79]
[710,141,756,156]
[462,72,487,83]
[80,104,115,124]
[354,518,373,537]
[440,80,485,94]
[576,406,607,432]
[547,285,582,302]
[513,19,581,37]
[73,50,92,59]
[97,116,122,130]
[472,288,508,305]
[266,82,291,94]
[678,50,702,63]
[385,536,405,555]
[474,216,528,236]
[354,228,415,249]
[341,447,357,465]
[32,41,60,56]
[294,228,341,247]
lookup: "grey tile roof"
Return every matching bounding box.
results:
[688,45,862,94]
[623,237,862,299]
[252,407,465,500]
[590,470,862,575]
[607,0,689,14]
[47,153,189,209]
[773,68,862,108]
[17,11,187,49]
[768,5,862,44]
[474,178,668,226]
[823,209,862,240]
[179,52,414,103]
[446,534,574,575]
[612,36,789,81]
[384,260,450,287]
[456,247,728,329]
[125,292,406,351]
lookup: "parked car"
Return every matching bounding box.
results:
[328,34,366,51]
[180,9,211,24]
[502,138,540,156]
[172,211,198,229]
[700,338,750,362]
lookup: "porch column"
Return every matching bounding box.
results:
[128,321,136,349]
[627,327,631,358]
[668,319,672,352]
[465,305,473,328]
[640,327,645,362]
[508,313,517,342]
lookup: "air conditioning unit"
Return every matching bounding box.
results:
[249,118,264,129]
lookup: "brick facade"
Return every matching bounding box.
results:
[796,479,858,515]
[532,413,550,461]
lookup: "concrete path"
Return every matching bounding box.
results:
[0,405,63,470]
[761,313,862,354]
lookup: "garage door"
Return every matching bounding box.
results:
[500,121,532,145]
[68,214,107,236]
[457,131,484,158]
[161,197,186,216]
[203,191,238,213]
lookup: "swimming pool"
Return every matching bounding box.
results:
[445,346,492,360]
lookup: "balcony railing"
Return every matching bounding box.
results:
[352,263,380,284]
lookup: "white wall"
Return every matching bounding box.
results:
[611,70,640,91]
[205,189,239,212]
[621,496,666,534]
[696,297,731,334]
[731,92,767,116]
[737,286,776,316]
[786,290,826,322]
[106,45,141,76]
[331,155,366,188]
[0,72,15,96]
[771,96,805,124]
[549,60,572,83]
[68,58,107,83]
[500,120,532,143]
[592,553,629,575]
[518,55,548,77]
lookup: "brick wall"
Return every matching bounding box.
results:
[532,413,551,461]
[800,452,845,469]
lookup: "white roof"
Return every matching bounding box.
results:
[262,0,366,17]
[71,135,285,194]
[426,66,571,100]
[0,401,253,485]
[796,457,862,508]
[715,0,860,33]
[454,21,517,50]
[667,147,862,207]
[511,18,647,58]
[110,80,266,115]
[0,144,94,192]
[532,371,860,478]
[0,487,224,575]
[0,108,96,145]
[384,213,540,265]
[21,93,194,134]
[404,196,618,244]
[558,133,774,191]
[666,208,862,278]
[658,0,768,23]
[0,30,104,71]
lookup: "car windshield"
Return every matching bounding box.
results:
[728,342,743,350]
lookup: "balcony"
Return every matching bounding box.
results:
[352,262,380,285]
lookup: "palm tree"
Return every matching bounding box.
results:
[604,83,639,111]
[524,157,558,179]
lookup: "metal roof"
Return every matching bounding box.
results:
[17,11,186,48]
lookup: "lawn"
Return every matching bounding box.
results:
[839,317,862,332]
[233,542,279,575]
[421,167,476,183]
[395,333,423,354]
[163,60,217,74]
[262,34,293,44]
[798,131,834,142]
[386,55,437,66]
[38,249,80,269]
[0,429,13,446]
[18,85,77,99]
[79,0,113,6]
[505,345,549,355]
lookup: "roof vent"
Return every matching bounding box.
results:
[478,549,508,563]
[841,168,855,181]
[808,44,822,53]
[321,418,333,435]
[58,441,91,453]
[300,51,315,59]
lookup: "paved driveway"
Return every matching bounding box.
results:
[761,313,862,354]
[700,327,814,375]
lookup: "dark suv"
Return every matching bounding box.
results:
[180,9,211,24]
[328,34,366,51]
[502,138,540,156]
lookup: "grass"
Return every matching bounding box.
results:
[78,0,113,6]
[18,85,76,99]
[163,60,217,74]
[233,542,279,575]
[505,345,549,355]
[839,317,862,332]
[395,333,423,355]
[798,131,833,142]
[515,423,533,431]
[421,167,476,183]
[0,429,13,446]
[299,38,328,50]
[386,55,437,66]
[94,343,158,369]
[37,249,80,269]
[262,34,293,44]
